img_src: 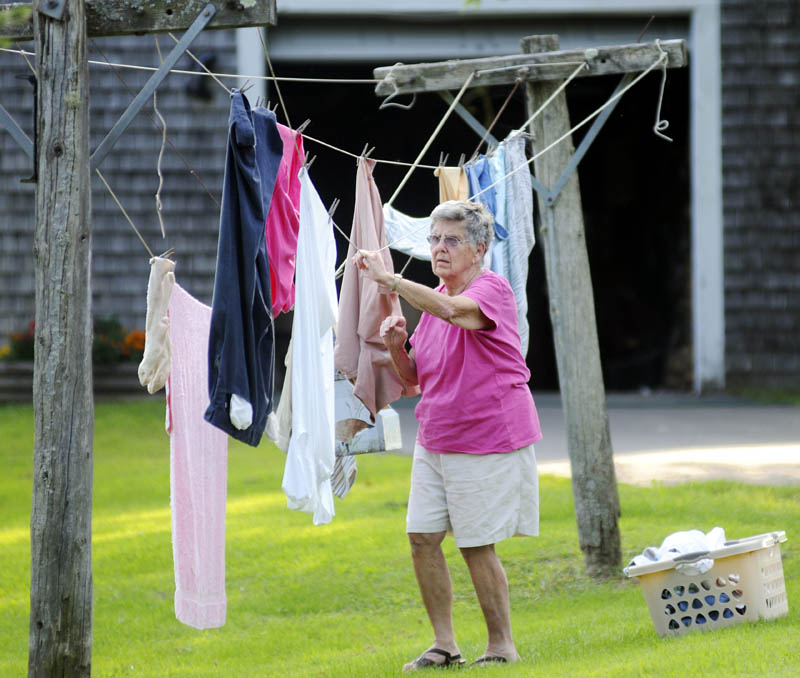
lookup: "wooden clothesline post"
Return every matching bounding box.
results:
[28,3,93,676]
[373,34,687,576]
[522,34,620,575]
[0,2,276,675]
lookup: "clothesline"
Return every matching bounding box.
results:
[31,39,457,173]
[467,49,669,203]
[379,49,669,252]
[0,46,384,84]
[385,70,476,208]
[1,42,671,265]
[0,44,601,178]
[511,61,587,135]
[0,46,596,87]
[301,133,442,170]
[117,47,667,257]
[2,42,448,258]
[381,59,587,215]
[95,168,156,259]
[173,43,463,174]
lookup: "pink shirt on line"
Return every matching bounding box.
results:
[166,284,228,629]
[410,270,542,454]
[265,124,305,315]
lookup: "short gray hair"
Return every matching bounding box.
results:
[430,200,494,249]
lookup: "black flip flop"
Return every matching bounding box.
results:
[470,655,509,667]
[405,648,466,671]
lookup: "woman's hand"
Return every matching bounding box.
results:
[380,315,408,351]
[353,249,392,286]
[380,315,418,388]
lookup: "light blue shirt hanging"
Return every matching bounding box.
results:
[488,144,511,280]
[465,155,508,239]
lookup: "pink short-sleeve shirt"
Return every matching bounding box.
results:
[409,269,542,454]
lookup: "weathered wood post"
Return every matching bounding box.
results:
[522,34,621,576]
[29,0,94,675]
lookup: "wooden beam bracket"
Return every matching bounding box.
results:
[38,0,66,22]
[0,0,277,40]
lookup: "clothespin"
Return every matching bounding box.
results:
[158,248,175,261]
[438,152,449,167]
[303,155,317,173]
[240,80,254,94]
[360,144,375,158]
[457,153,466,168]
[296,119,311,135]
[327,198,340,219]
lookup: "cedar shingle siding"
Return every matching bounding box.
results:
[722,0,800,387]
[0,30,235,335]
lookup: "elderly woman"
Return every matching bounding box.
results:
[354,200,542,670]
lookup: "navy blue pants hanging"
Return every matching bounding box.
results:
[205,90,283,447]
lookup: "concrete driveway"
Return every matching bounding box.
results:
[391,392,800,486]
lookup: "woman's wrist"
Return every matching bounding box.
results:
[390,273,402,292]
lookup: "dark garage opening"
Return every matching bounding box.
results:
[270,59,691,392]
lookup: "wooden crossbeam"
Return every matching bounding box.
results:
[0,0,276,41]
[373,39,686,95]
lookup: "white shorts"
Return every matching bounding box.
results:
[406,441,539,548]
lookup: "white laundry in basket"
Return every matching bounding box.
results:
[625,527,727,576]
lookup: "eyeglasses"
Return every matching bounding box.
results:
[427,234,465,248]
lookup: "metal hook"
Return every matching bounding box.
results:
[652,39,673,142]
[378,76,418,111]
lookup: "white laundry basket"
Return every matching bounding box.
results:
[625,531,788,636]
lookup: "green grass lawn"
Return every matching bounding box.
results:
[1,399,798,677]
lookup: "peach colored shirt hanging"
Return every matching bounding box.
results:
[433,166,469,202]
[334,158,416,418]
